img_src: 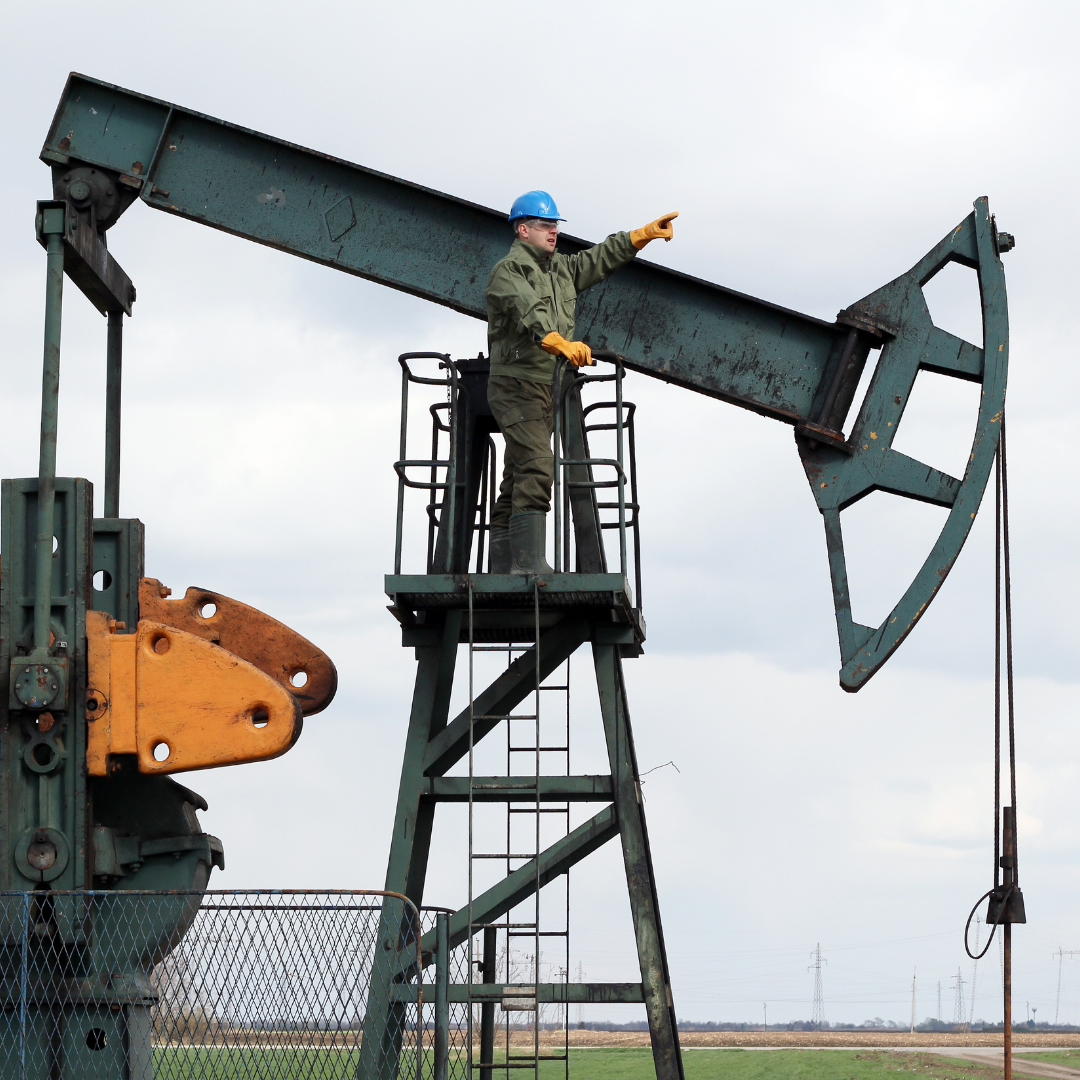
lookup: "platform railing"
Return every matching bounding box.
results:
[552,358,641,603]
[394,353,459,575]
[392,351,640,597]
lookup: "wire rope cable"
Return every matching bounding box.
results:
[964,417,1018,962]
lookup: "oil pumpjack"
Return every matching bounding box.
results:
[0,72,1010,1079]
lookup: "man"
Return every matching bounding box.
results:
[484,190,677,574]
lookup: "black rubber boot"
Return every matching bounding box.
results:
[489,525,511,574]
[509,512,554,575]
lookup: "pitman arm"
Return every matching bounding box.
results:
[40,73,1011,689]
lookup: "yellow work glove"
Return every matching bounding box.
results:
[541,332,593,367]
[630,211,679,250]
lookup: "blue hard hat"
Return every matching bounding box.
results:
[508,190,565,223]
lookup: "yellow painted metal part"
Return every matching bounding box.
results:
[86,611,302,776]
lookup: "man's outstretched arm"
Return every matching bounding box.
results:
[567,213,679,293]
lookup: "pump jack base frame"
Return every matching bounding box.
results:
[362,573,683,1080]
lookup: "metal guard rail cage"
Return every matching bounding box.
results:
[552,358,642,606]
[393,352,641,608]
[394,353,462,576]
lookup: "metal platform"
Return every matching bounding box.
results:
[385,573,645,649]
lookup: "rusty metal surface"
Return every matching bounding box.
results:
[138,579,337,715]
[35,198,135,316]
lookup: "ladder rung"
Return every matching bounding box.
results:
[470,922,536,930]
[471,853,537,860]
[539,685,569,691]
[507,930,568,937]
[508,807,570,814]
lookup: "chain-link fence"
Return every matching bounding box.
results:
[0,890,425,1080]
[417,909,469,1080]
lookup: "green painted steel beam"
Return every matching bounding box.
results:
[391,982,645,1004]
[44,74,848,425]
[425,775,614,802]
[593,642,684,1077]
[386,572,633,607]
[385,611,462,902]
[1,479,93,889]
[92,518,144,628]
[422,618,590,776]
[418,807,619,956]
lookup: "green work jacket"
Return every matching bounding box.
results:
[485,232,638,384]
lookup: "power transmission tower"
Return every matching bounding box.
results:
[910,968,917,1033]
[1053,949,1080,1027]
[969,914,982,1026]
[937,981,942,1024]
[952,968,966,1027]
[809,944,827,1029]
[575,962,585,1029]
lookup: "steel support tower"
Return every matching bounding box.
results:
[360,355,681,1080]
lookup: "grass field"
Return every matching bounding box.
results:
[534,1049,1042,1079]
[1024,1048,1080,1067]
[152,1048,1047,1079]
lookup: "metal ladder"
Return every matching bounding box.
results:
[466,581,571,1078]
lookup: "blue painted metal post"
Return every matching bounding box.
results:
[434,912,449,1080]
[35,207,65,651]
[104,310,123,518]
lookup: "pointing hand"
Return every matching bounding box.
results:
[631,211,679,250]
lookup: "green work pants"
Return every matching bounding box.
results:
[487,374,554,529]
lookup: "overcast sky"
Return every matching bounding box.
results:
[2,0,1079,1028]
